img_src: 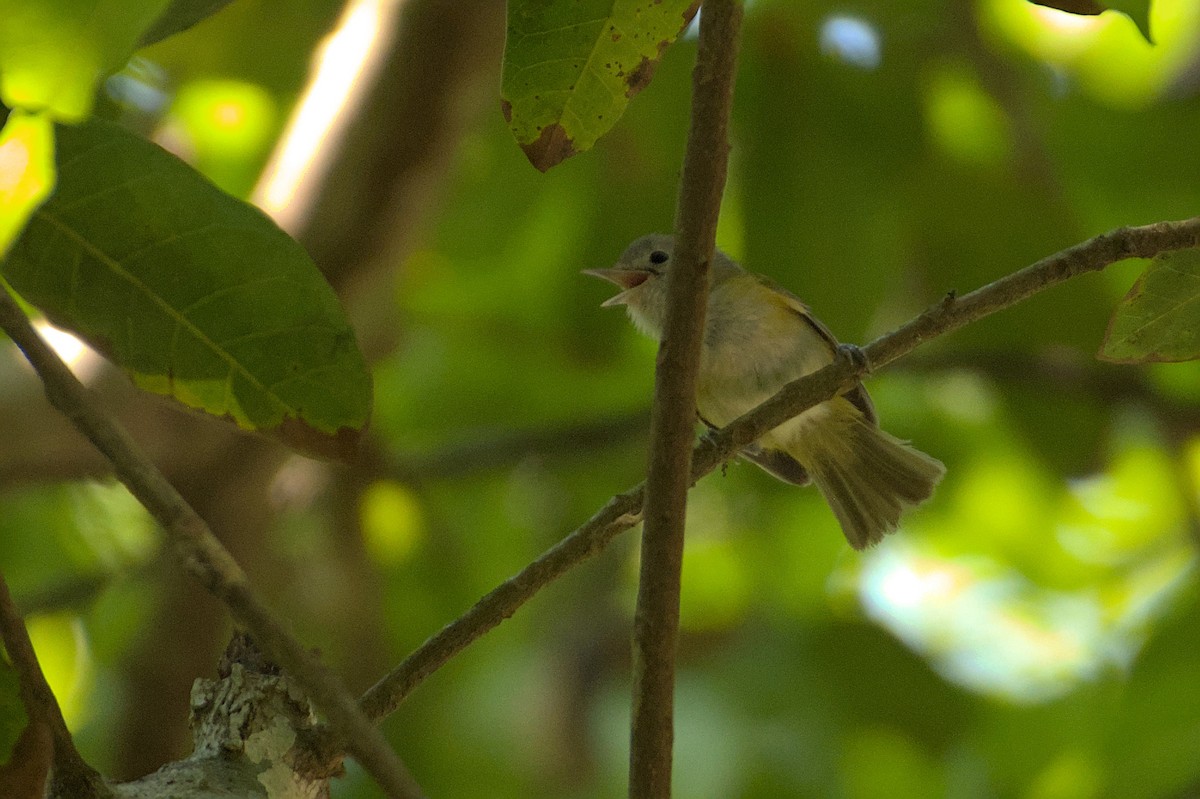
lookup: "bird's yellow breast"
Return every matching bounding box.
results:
[696,277,835,430]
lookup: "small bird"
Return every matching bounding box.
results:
[584,233,944,549]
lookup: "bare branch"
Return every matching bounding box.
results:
[345,216,1200,735]
[630,1,744,795]
[388,411,649,482]
[0,572,110,798]
[0,288,425,799]
[699,217,1200,473]
[356,489,645,721]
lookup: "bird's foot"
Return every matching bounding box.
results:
[837,342,871,374]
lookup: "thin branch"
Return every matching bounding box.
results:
[389,411,649,482]
[358,489,645,720]
[0,288,426,799]
[699,217,1200,474]
[342,216,1200,737]
[630,1,744,796]
[0,572,110,798]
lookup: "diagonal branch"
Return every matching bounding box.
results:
[0,287,426,799]
[698,216,1200,473]
[345,215,1200,736]
[0,571,110,798]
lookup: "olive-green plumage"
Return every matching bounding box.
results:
[585,234,944,549]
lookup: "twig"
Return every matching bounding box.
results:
[0,288,426,799]
[699,217,1200,473]
[343,216,1200,736]
[0,572,110,798]
[629,2,743,796]
[389,411,649,482]
[356,489,645,720]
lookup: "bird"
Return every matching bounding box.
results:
[584,233,944,549]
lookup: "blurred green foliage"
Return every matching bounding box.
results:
[2,0,1200,796]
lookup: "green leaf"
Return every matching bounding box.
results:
[1026,0,1153,43]
[1105,0,1154,43]
[1027,0,1107,13]
[2,119,372,460]
[138,0,237,48]
[501,0,699,171]
[0,111,56,258]
[0,0,171,121]
[1099,249,1200,363]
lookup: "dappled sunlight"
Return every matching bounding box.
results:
[855,437,1196,703]
[922,371,1000,425]
[360,480,426,566]
[950,453,1057,552]
[104,58,170,115]
[253,0,407,232]
[983,0,1200,106]
[31,320,103,383]
[0,110,55,253]
[923,64,1014,168]
[26,613,92,727]
[5,0,1200,793]
[862,542,1115,702]
[1061,445,1185,563]
[819,15,882,71]
[155,79,277,196]
[1027,751,1106,799]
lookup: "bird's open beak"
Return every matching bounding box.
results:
[582,267,650,307]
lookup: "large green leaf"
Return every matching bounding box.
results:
[501,0,699,171]
[1099,249,1200,363]
[0,0,170,121]
[2,119,371,460]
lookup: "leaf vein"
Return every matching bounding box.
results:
[35,210,293,417]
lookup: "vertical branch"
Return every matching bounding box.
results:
[628,2,743,797]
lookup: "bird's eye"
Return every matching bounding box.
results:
[649,250,669,265]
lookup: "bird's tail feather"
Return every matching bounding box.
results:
[805,408,944,550]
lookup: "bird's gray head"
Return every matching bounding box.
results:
[583,233,741,338]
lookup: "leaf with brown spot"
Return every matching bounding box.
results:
[522,123,578,173]
[501,0,699,170]
[625,55,660,98]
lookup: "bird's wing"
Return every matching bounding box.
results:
[753,273,877,425]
